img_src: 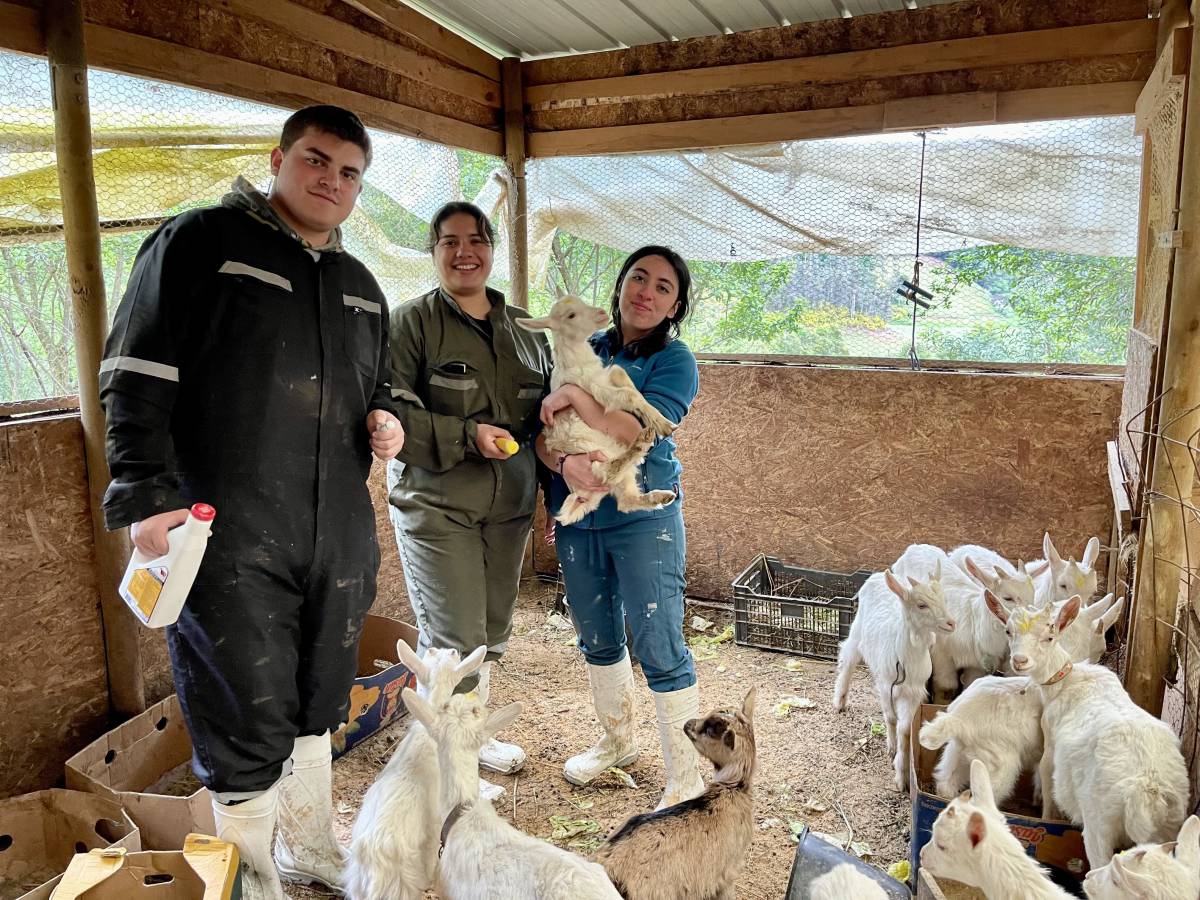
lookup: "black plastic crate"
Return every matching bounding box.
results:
[732,554,871,660]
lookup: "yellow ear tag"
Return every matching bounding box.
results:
[465,691,479,701]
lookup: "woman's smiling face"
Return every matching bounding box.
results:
[432,211,494,296]
[617,254,680,342]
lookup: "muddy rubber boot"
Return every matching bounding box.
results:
[564,655,639,786]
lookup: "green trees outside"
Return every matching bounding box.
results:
[0,151,1134,403]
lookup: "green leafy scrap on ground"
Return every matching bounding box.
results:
[688,624,734,661]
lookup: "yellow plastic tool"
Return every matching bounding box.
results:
[495,437,520,456]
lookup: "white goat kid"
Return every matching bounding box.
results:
[1084,815,1200,900]
[402,688,622,900]
[833,566,956,791]
[345,642,486,900]
[917,594,1125,805]
[516,296,676,525]
[809,863,887,899]
[895,544,1033,698]
[986,595,1189,866]
[1057,593,1123,665]
[920,759,1074,900]
[918,674,1041,805]
[1028,532,1101,606]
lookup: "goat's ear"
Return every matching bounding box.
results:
[396,640,427,682]
[741,686,757,720]
[1025,560,1050,579]
[515,316,551,332]
[1082,536,1101,569]
[963,556,990,587]
[484,701,523,738]
[983,589,1009,624]
[402,687,435,730]
[455,645,488,682]
[1056,595,1082,633]
[966,811,987,849]
[883,569,908,601]
[1175,816,1200,867]
[1044,532,1063,568]
[592,307,611,327]
[968,759,996,811]
[1099,596,1124,634]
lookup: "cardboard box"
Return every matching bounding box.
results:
[64,696,214,852]
[909,703,1088,889]
[0,790,140,900]
[52,834,238,899]
[916,867,984,899]
[332,614,420,758]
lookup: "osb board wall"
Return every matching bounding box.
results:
[0,416,111,799]
[368,457,413,625]
[524,0,1152,132]
[533,364,1123,601]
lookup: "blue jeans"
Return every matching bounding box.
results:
[556,509,695,693]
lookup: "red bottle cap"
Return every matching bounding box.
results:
[190,503,217,522]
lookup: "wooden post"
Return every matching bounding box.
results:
[1126,5,1200,716]
[502,57,529,309]
[46,0,145,716]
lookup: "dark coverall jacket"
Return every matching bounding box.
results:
[386,287,551,672]
[99,179,393,797]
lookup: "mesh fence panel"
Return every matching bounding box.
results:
[0,49,504,404]
[528,117,1142,366]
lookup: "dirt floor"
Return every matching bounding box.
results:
[290,578,911,899]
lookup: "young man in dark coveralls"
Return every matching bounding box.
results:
[99,105,404,899]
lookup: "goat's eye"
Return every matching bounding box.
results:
[567,313,576,319]
[917,603,928,610]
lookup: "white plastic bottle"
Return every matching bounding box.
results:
[118,503,216,628]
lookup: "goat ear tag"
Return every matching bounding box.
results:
[465,691,479,701]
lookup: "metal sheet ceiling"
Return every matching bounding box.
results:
[397,0,965,60]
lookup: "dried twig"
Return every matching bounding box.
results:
[832,799,855,852]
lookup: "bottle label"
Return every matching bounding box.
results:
[129,566,168,618]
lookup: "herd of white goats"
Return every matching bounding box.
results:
[327,529,1197,900]
[827,533,1199,900]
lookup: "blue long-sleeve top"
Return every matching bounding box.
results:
[548,332,700,530]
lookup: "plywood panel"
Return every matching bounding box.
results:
[368,458,413,625]
[0,417,111,799]
[535,365,1122,601]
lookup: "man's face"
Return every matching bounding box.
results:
[269,126,366,241]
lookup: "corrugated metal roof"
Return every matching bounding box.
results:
[397,0,964,60]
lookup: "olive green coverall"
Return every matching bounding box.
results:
[386,287,551,679]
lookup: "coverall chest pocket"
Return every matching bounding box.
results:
[343,295,381,378]
[427,361,487,419]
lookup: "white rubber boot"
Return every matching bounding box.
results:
[274,731,347,891]
[477,661,527,775]
[653,682,705,810]
[564,655,639,786]
[211,787,286,900]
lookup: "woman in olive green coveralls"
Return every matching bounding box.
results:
[386,203,551,791]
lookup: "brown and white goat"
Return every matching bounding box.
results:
[594,688,756,900]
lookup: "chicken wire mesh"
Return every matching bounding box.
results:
[0,49,506,405]
[525,117,1142,367]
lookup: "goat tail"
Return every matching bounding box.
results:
[1125,778,1176,844]
[918,711,957,750]
[832,636,859,712]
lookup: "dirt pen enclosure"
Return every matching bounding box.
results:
[4,0,1200,896]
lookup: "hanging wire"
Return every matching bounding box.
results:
[908,131,928,370]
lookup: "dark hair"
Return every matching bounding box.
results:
[426,201,497,253]
[606,246,692,359]
[280,105,372,169]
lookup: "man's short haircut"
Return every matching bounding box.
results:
[280,105,372,170]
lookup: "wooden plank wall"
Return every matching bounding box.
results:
[522,0,1155,156]
[534,365,1123,600]
[0,0,502,155]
